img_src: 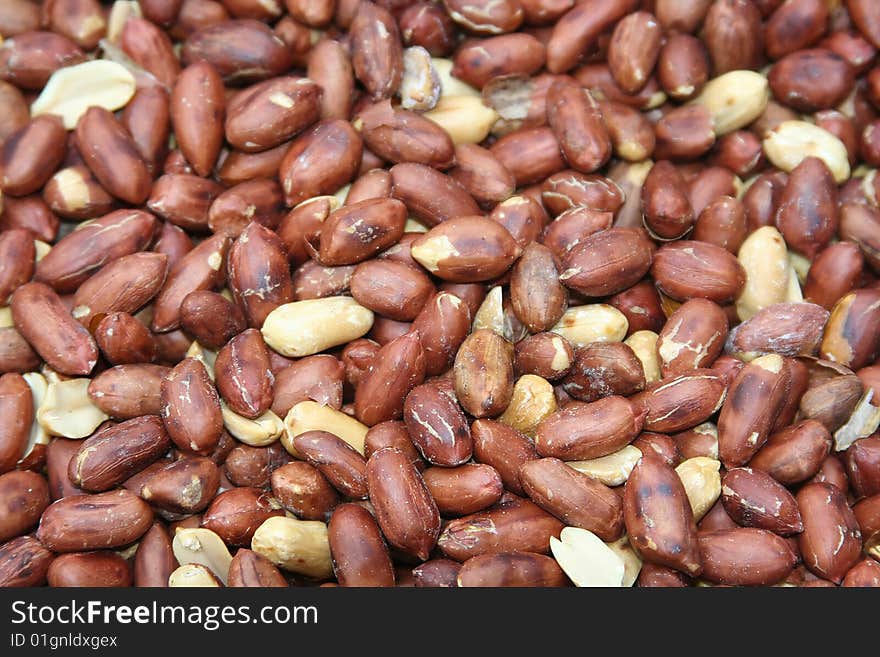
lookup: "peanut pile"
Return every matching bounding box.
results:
[1,0,880,588]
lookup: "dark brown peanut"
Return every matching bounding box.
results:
[134,522,178,588]
[328,503,395,587]
[271,461,339,521]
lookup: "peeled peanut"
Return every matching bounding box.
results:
[735,226,792,321]
[550,527,625,587]
[262,297,374,358]
[20,372,50,462]
[472,286,504,335]
[424,95,500,145]
[251,516,332,579]
[221,403,284,447]
[106,1,142,43]
[624,331,661,384]
[172,528,233,585]
[566,445,643,487]
[168,564,222,587]
[675,457,722,521]
[283,401,368,456]
[37,378,109,439]
[550,305,628,348]
[763,121,851,184]
[497,375,557,437]
[606,536,642,587]
[31,61,136,130]
[690,70,769,136]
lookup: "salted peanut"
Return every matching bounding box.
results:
[798,375,864,434]
[291,431,368,500]
[490,127,567,186]
[498,375,558,437]
[306,39,354,120]
[598,101,655,162]
[69,416,170,492]
[449,144,515,207]
[545,79,611,174]
[422,463,503,516]
[489,195,545,250]
[151,233,231,333]
[457,552,566,587]
[328,504,395,587]
[283,400,368,456]
[689,70,769,136]
[0,229,33,305]
[168,564,222,587]
[367,447,440,561]
[624,455,702,576]
[727,302,829,361]
[735,226,793,321]
[508,244,565,334]
[221,404,283,448]
[214,329,273,420]
[520,457,623,541]
[170,62,224,177]
[0,470,48,542]
[769,49,854,112]
[717,354,791,468]
[514,333,574,382]
[270,461,339,521]
[566,445,643,487]
[423,94,500,145]
[698,528,797,586]
[839,203,880,274]
[0,535,55,587]
[633,369,727,434]
[452,33,545,90]
[439,493,564,561]
[0,372,31,474]
[536,396,644,461]
[640,160,694,240]
[47,552,132,588]
[31,60,135,130]
[36,211,155,296]
[71,253,168,329]
[37,378,108,439]
[675,457,722,521]
[410,216,521,282]
[390,165,479,229]
[652,241,745,305]
[820,289,880,371]
[43,166,115,221]
[354,332,425,426]
[0,116,67,197]
[37,489,152,552]
[798,482,862,584]
[271,355,343,418]
[606,10,661,94]
[172,527,233,585]
[562,342,645,403]
[841,558,880,587]
[471,420,539,496]
[656,299,727,377]
[140,457,219,514]
[634,432,680,468]
[674,422,719,461]
[721,467,803,536]
[261,297,373,358]
[13,287,95,369]
[763,120,850,184]
[550,526,625,587]
[559,227,654,298]
[349,2,402,99]
[657,33,709,101]
[86,365,166,421]
[403,382,472,466]
[161,358,223,454]
[454,329,515,419]
[228,549,287,588]
[545,0,635,73]
[133,522,177,588]
[775,157,839,259]
[413,559,461,588]
[549,304,628,349]
[540,169,624,216]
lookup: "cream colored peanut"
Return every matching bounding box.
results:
[172,528,234,585]
[763,120,850,183]
[624,330,661,383]
[251,516,333,579]
[261,297,374,357]
[566,445,643,487]
[550,304,628,348]
[690,70,769,136]
[283,400,368,456]
[735,226,792,321]
[36,378,109,439]
[497,374,557,437]
[550,527,625,587]
[675,457,722,521]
